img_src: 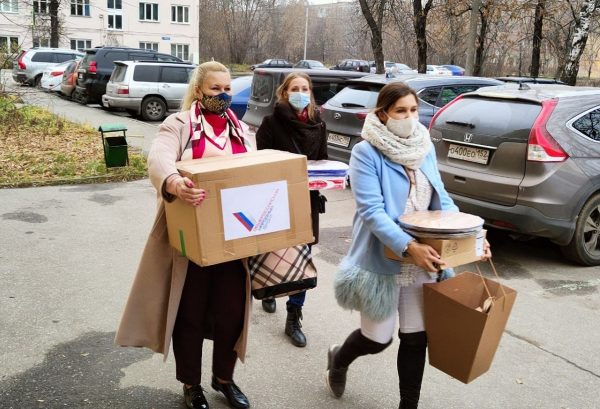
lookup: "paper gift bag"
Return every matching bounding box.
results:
[423,269,517,384]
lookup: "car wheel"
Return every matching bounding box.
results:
[561,193,600,266]
[34,75,42,87]
[141,96,166,121]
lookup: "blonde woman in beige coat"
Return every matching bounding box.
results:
[115,61,255,409]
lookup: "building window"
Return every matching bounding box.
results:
[0,36,19,53]
[171,5,189,23]
[107,0,123,30]
[71,39,91,51]
[33,38,50,48]
[139,2,159,21]
[171,43,189,61]
[33,0,49,14]
[0,0,18,13]
[107,0,122,8]
[139,42,158,51]
[70,0,90,16]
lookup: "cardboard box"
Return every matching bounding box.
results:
[384,229,486,268]
[423,272,517,383]
[165,150,314,266]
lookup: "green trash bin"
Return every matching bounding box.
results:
[98,124,129,168]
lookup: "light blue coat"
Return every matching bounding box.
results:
[335,140,458,320]
[342,140,458,275]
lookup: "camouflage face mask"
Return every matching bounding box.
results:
[201,92,232,115]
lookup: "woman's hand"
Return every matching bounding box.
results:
[481,239,492,260]
[175,177,206,207]
[406,242,444,272]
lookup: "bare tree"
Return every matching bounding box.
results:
[412,0,435,73]
[357,0,387,74]
[473,0,494,76]
[561,0,599,84]
[465,0,482,75]
[530,0,546,77]
[49,0,60,47]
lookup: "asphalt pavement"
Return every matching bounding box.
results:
[1,71,599,409]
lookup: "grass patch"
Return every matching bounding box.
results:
[0,95,147,188]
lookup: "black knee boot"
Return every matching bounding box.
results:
[326,329,392,398]
[397,331,427,409]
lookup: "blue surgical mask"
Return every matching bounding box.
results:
[288,92,311,111]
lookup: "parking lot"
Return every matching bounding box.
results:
[1,70,600,408]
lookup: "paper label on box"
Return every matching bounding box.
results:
[220,180,290,241]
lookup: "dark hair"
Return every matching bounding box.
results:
[276,72,317,122]
[373,82,418,116]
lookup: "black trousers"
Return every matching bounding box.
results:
[172,259,246,385]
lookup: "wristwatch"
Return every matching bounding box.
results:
[401,239,415,258]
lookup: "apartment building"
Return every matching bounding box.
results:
[0,0,199,62]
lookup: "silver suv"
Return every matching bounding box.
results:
[12,47,84,86]
[102,60,195,121]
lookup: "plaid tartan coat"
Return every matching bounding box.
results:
[115,110,255,362]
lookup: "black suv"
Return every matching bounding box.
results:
[75,46,182,104]
[242,68,367,138]
[330,59,370,73]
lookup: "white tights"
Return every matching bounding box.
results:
[359,272,435,344]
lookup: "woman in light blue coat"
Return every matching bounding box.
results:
[325,82,490,409]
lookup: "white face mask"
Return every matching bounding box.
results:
[385,116,418,138]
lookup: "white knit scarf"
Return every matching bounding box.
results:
[360,113,431,170]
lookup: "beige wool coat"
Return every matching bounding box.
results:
[115,110,255,362]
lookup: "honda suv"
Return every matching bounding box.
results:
[102,61,195,121]
[12,47,84,86]
[322,74,503,163]
[429,84,600,265]
[242,68,367,138]
[75,46,182,105]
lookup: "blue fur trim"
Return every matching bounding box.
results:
[334,262,398,322]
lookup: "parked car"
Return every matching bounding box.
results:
[250,59,293,70]
[231,75,253,119]
[442,65,465,76]
[330,59,370,73]
[427,65,453,75]
[60,59,82,98]
[12,47,84,86]
[369,61,417,75]
[321,74,503,163]
[40,59,79,92]
[242,67,367,137]
[102,60,195,121]
[293,60,327,70]
[75,46,182,105]
[429,84,600,265]
[496,76,566,85]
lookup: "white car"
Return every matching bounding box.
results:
[426,65,453,76]
[40,60,78,92]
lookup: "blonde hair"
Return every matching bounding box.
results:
[181,61,230,111]
[276,72,317,122]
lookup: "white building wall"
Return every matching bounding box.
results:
[1,1,199,61]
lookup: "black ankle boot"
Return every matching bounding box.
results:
[285,304,306,347]
[261,298,276,313]
[397,331,427,409]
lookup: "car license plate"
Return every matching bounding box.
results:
[447,144,489,164]
[328,132,351,147]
